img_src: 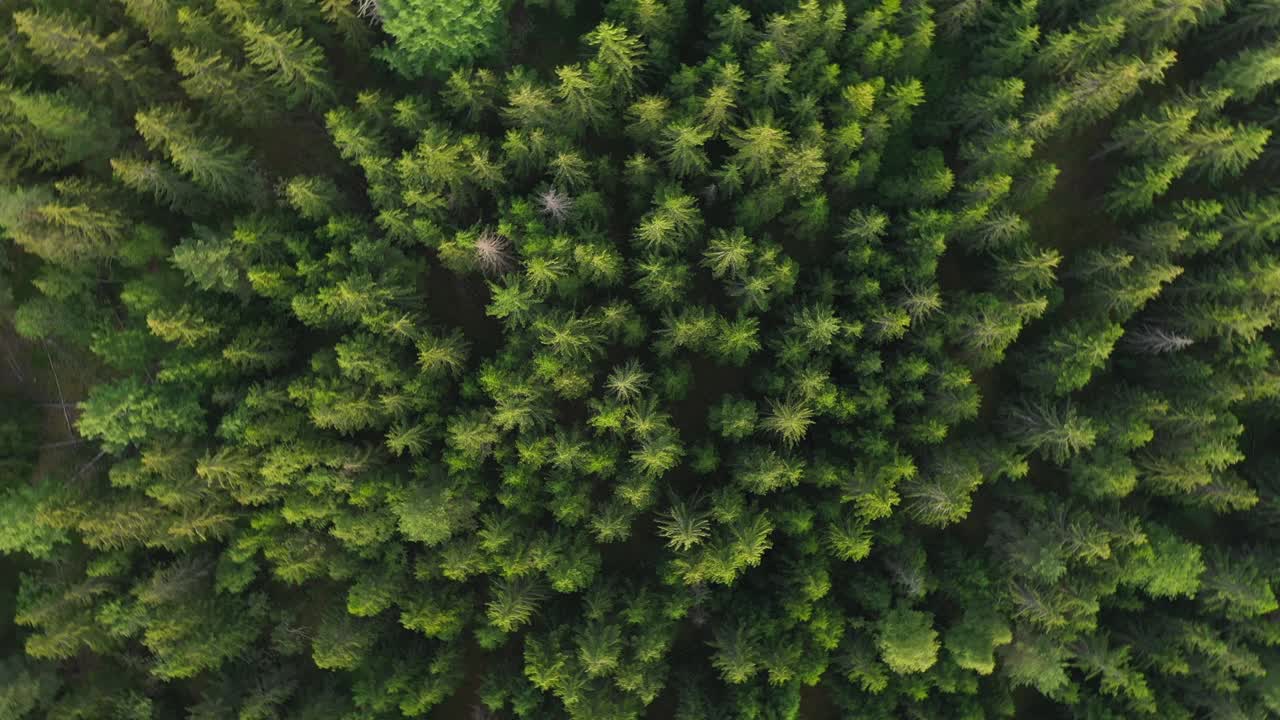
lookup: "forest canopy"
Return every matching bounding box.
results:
[2,0,1280,719]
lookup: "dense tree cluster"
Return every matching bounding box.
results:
[2,0,1280,718]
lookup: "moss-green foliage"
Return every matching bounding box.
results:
[0,396,64,558]
[375,0,507,78]
[1,1,1280,719]
[876,606,940,674]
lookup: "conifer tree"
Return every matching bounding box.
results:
[171,47,279,126]
[134,106,262,203]
[374,0,507,79]
[0,86,120,171]
[13,10,159,103]
[0,183,128,265]
[238,19,334,107]
[3,3,1280,718]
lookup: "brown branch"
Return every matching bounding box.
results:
[0,337,23,382]
[40,439,86,449]
[44,341,74,438]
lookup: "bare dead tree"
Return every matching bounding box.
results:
[474,229,515,275]
[356,0,381,24]
[701,183,718,205]
[885,557,927,598]
[536,187,574,223]
[1125,325,1195,354]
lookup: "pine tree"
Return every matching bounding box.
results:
[1105,154,1191,215]
[134,106,262,203]
[656,497,712,552]
[710,623,761,684]
[0,86,120,171]
[1209,39,1280,102]
[503,78,558,130]
[555,64,608,131]
[0,183,128,265]
[284,175,342,220]
[171,47,279,126]
[727,120,789,181]
[374,0,506,79]
[1125,0,1226,47]
[238,19,335,107]
[111,155,205,213]
[1004,399,1097,464]
[13,10,159,103]
[951,293,1027,368]
[585,22,646,96]
[901,453,983,527]
[1046,51,1177,135]
[876,606,939,674]
[710,315,760,366]
[486,576,547,633]
[120,0,183,44]
[1105,101,1200,159]
[946,609,1012,675]
[78,377,205,452]
[146,305,222,346]
[1024,320,1125,396]
[660,122,712,177]
[1036,17,1127,75]
[1182,122,1271,183]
